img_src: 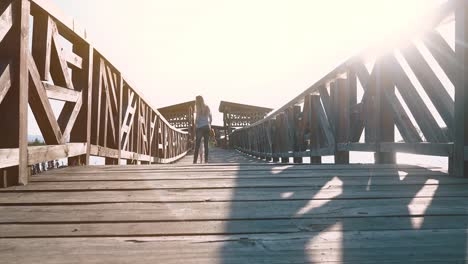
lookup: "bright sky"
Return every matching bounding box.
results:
[53,0,443,126]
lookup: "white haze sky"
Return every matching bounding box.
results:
[51,0,443,126]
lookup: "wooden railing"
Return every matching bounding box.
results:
[231,0,468,177]
[0,0,189,187]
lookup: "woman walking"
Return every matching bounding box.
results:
[193,95,212,164]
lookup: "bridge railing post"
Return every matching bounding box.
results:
[451,0,468,177]
[0,0,30,187]
[291,105,302,163]
[335,78,350,164]
[375,58,396,164]
[271,117,280,162]
[307,94,322,164]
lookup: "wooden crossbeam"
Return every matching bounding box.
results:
[63,49,82,69]
[28,143,86,165]
[0,3,13,44]
[121,90,137,150]
[311,95,335,147]
[99,60,116,144]
[0,63,11,105]
[42,82,80,102]
[105,65,118,115]
[58,92,82,143]
[385,55,447,143]
[423,30,457,85]
[401,43,454,135]
[28,54,64,145]
[354,62,422,143]
[49,20,74,90]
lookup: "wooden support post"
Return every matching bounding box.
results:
[272,118,280,162]
[279,113,289,163]
[375,58,396,164]
[68,41,93,166]
[451,0,468,177]
[335,78,350,164]
[0,0,29,186]
[292,105,302,163]
[307,94,322,164]
[265,120,273,162]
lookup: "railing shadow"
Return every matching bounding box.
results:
[220,161,468,263]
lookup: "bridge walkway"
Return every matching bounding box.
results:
[1,148,468,263]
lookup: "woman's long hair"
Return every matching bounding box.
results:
[195,95,208,116]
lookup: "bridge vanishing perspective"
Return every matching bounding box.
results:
[1,0,468,263]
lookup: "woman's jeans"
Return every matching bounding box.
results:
[193,126,210,163]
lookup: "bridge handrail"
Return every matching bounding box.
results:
[0,0,189,187]
[230,0,468,177]
[244,0,456,130]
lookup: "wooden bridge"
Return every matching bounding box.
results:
[1,0,468,263]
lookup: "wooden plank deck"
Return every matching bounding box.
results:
[1,148,468,263]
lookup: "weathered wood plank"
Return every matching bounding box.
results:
[63,49,82,69]
[311,95,335,147]
[1,230,467,264]
[385,55,447,143]
[31,167,448,180]
[17,0,30,185]
[337,143,377,152]
[423,30,457,85]
[28,54,64,145]
[0,3,13,43]
[43,82,81,102]
[0,63,11,104]
[1,215,468,238]
[0,148,18,169]
[451,0,468,177]
[49,19,74,89]
[28,143,87,165]
[0,197,467,223]
[401,43,454,135]
[380,143,453,156]
[2,183,468,204]
[3,175,461,191]
[89,145,119,159]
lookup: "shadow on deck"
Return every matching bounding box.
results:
[0,147,467,263]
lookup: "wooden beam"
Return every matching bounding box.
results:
[28,54,64,145]
[385,55,447,143]
[18,0,30,185]
[0,3,13,44]
[380,142,452,157]
[85,44,93,164]
[67,40,92,166]
[0,63,11,104]
[355,61,421,143]
[43,82,80,102]
[304,94,321,164]
[423,30,457,85]
[451,0,468,177]
[0,148,19,169]
[335,78,350,164]
[0,0,30,187]
[89,144,119,159]
[63,49,82,69]
[401,43,454,136]
[31,12,52,81]
[353,62,378,142]
[58,92,82,142]
[337,143,378,152]
[49,19,74,89]
[28,143,87,165]
[374,58,396,164]
[311,95,335,148]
